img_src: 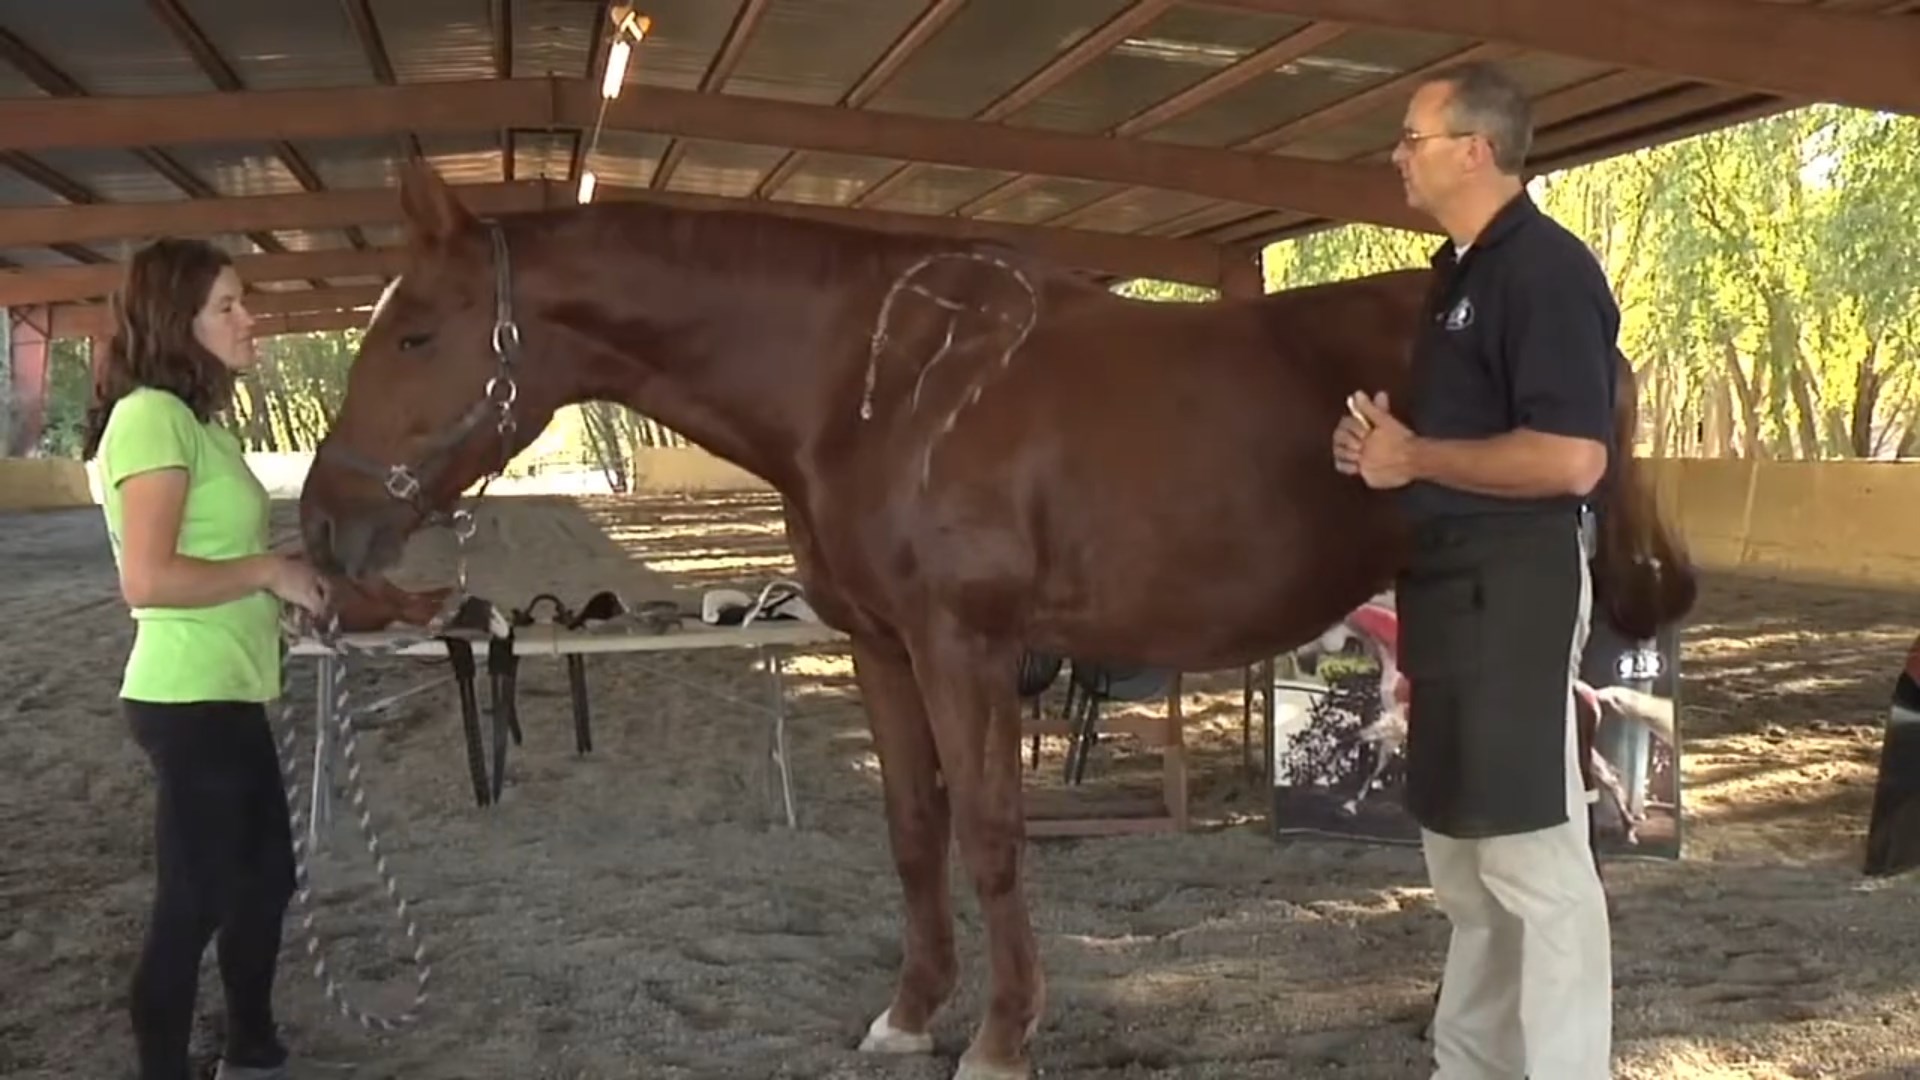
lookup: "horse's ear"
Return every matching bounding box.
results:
[397,159,475,250]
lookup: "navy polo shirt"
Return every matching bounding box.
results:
[1399,191,1620,523]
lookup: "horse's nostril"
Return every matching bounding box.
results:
[302,509,338,571]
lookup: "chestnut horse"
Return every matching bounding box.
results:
[299,163,1695,1079]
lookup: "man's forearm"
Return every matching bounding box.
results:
[1408,428,1606,498]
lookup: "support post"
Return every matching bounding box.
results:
[5,305,52,456]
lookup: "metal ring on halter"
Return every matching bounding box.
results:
[491,320,521,358]
[485,375,519,408]
[385,465,421,501]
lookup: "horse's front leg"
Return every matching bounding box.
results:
[911,616,1041,1080]
[851,632,957,1055]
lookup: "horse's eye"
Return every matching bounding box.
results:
[398,333,432,351]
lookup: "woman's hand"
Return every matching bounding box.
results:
[263,554,330,616]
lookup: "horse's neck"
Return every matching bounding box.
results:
[551,211,894,495]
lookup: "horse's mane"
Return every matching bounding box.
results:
[542,199,1096,298]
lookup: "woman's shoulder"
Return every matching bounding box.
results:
[105,387,200,437]
[97,387,203,475]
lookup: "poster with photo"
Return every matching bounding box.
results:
[1268,591,1684,859]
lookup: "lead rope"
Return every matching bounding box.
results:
[270,512,481,1032]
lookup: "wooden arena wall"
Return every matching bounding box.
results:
[3,451,1916,594]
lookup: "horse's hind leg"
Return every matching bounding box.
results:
[851,633,957,1055]
[912,617,1040,1079]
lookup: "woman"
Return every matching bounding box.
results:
[83,237,329,1080]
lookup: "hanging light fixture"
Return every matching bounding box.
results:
[578,8,653,203]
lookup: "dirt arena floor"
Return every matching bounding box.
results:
[2,489,1917,1079]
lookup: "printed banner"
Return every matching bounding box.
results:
[1268,591,1684,859]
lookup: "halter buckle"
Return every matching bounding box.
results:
[384,465,421,501]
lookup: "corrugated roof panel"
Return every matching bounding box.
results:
[268,230,349,253]
[866,0,1132,120]
[513,0,598,80]
[861,165,1014,215]
[160,144,304,198]
[1060,189,1217,235]
[0,57,49,98]
[0,169,68,207]
[412,134,509,186]
[359,224,409,248]
[377,0,498,83]
[660,139,790,199]
[0,247,81,268]
[0,0,214,95]
[1145,28,1471,150]
[297,136,419,191]
[178,0,373,91]
[581,131,669,187]
[620,0,745,92]
[511,131,577,184]
[1007,6,1309,134]
[768,152,903,206]
[26,148,189,202]
[973,177,1113,225]
[721,0,926,106]
[207,233,261,257]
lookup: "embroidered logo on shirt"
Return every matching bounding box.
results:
[1444,296,1475,331]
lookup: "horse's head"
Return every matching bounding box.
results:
[301,162,563,583]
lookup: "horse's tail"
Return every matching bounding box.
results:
[1591,349,1698,641]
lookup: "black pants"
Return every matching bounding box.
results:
[126,699,296,1080]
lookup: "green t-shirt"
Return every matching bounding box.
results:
[95,387,283,703]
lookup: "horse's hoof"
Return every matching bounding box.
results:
[858,1008,933,1055]
[953,1057,1029,1080]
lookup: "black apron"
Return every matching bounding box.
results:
[1397,510,1586,839]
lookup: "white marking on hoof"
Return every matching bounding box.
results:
[953,1058,1030,1080]
[859,1009,933,1055]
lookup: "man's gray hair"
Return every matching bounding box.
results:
[1428,61,1533,174]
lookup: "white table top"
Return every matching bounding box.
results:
[287,619,847,658]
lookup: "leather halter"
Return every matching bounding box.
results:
[322,221,522,539]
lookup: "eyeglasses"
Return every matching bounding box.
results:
[1398,129,1476,148]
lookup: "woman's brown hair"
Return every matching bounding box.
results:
[80,237,238,460]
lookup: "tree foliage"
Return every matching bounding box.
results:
[1244,104,1920,460]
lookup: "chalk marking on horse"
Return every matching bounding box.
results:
[857,251,1041,490]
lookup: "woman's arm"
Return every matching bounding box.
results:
[115,466,278,609]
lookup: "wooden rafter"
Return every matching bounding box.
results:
[852,0,1179,209]
[146,0,367,265]
[338,0,428,167]
[751,0,970,200]
[0,248,411,307]
[0,180,1231,288]
[650,0,774,191]
[956,19,1352,219]
[1201,0,1920,116]
[0,78,1427,230]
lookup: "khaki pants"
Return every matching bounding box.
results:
[1421,545,1612,1079]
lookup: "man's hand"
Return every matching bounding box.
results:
[1352,392,1419,490]
[1332,406,1368,476]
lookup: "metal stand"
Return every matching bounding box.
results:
[762,645,796,829]
[310,654,337,852]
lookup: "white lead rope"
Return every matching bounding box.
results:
[272,609,454,1032]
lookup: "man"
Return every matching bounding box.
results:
[1330,61,1618,1079]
